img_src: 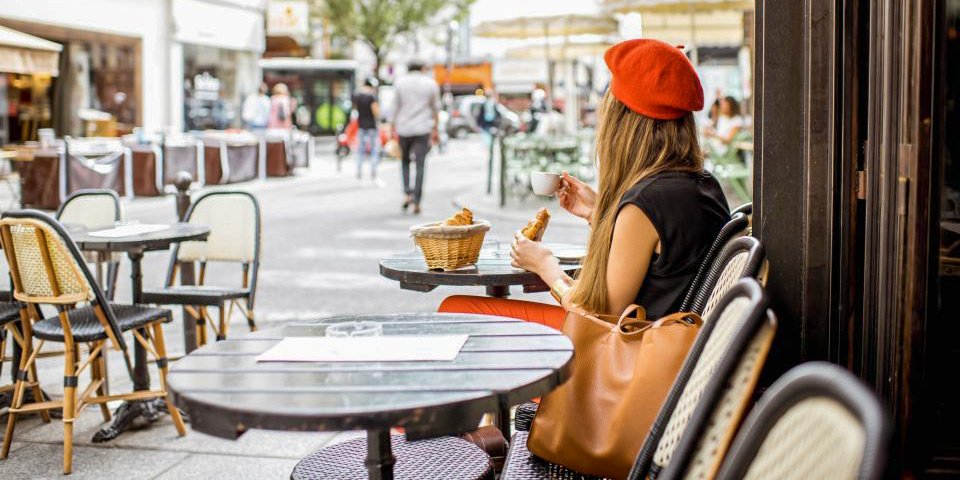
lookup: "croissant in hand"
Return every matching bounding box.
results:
[521,208,551,241]
[443,207,474,226]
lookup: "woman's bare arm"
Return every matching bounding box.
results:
[605,204,659,315]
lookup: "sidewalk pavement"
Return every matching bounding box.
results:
[0,135,589,479]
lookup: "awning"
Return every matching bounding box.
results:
[0,25,62,76]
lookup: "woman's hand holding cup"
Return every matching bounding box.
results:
[557,172,596,223]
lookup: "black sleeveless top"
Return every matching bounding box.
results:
[617,170,730,319]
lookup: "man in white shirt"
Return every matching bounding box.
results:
[391,60,440,215]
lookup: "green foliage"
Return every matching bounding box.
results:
[316,0,474,74]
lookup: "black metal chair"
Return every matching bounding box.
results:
[0,210,185,474]
[730,203,752,217]
[715,362,890,480]
[500,278,776,480]
[678,212,750,313]
[141,190,261,345]
[55,189,123,300]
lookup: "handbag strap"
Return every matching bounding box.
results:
[653,311,704,328]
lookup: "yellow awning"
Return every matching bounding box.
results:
[0,25,62,76]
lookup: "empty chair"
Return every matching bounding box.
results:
[715,362,890,480]
[56,189,123,299]
[0,210,185,474]
[141,191,261,345]
[500,278,776,480]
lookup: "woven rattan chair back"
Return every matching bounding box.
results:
[55,189,121,229]
[657,314,777,480]
[678,213,750,312]
[691,236,765,320]
[628,278,771,480]
[0,210,126,350]
[176,191,260,263]
[715,363,890,480]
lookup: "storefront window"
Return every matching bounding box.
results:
[183,44,258,131]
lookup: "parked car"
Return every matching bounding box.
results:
[447,95,521,138]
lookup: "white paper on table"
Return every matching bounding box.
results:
[88,224,169,238]
[255,335,469,362]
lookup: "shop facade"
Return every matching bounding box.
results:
[0,0,169,138]
[170,0,265,132]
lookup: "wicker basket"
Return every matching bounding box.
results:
[410,220,491,270]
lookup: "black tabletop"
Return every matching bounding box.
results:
[66,223,210,253]
[379,244,582,293]
[167,313,573,440]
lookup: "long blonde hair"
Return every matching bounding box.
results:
[568,91,703,314]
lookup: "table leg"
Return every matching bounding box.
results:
[485,285,510,298]
[93,250,167,442]
[364,428,395,480]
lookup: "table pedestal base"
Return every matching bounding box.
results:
[92,398,187,442]
[365,429,396,480]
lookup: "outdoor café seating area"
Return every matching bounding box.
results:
[0,194,893,479]
[1,128,312,210]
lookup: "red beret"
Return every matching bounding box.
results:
[604,39,704,120]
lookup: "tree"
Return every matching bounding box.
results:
[319,0,473,82]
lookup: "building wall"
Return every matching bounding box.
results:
[0,0,171,130]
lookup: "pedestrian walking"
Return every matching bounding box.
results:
[352,78,382,182]
[268,83,293,129]
[476,90,502,194]
[391,60,440,215]
[242,83,271,132]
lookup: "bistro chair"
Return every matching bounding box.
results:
[0,210,185,474]
[500,278,776,480]
[677,212,750,313]
[56,189,123,299]
[141,190,261,345]
[513,235,767,434]
[715,362,890,480]
[730,203,752,217]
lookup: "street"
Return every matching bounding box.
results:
[0,135,590,479]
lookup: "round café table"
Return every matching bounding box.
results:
[379,243,584,298]
[67,223,210,441]
[167,312,574,479]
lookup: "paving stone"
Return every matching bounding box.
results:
[0,442,188,480]
[153,453,299,480]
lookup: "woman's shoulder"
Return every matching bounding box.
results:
[621,171,725,211]
[626,170,714,195]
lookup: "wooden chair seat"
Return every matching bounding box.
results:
[141,285,250,306]
[32,304,171,343]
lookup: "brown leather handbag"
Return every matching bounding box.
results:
[527,305,702,480]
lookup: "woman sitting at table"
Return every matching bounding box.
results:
[439,39,730,327]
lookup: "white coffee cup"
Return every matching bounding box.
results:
[530,171,562,196]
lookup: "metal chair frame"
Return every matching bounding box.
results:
[715,362,891,480]
[0,210,185,474]
[678,212,750,313]
[145,190,261,345]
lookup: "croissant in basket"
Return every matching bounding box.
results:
[521,208,551,241]
[443,207,474,226]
